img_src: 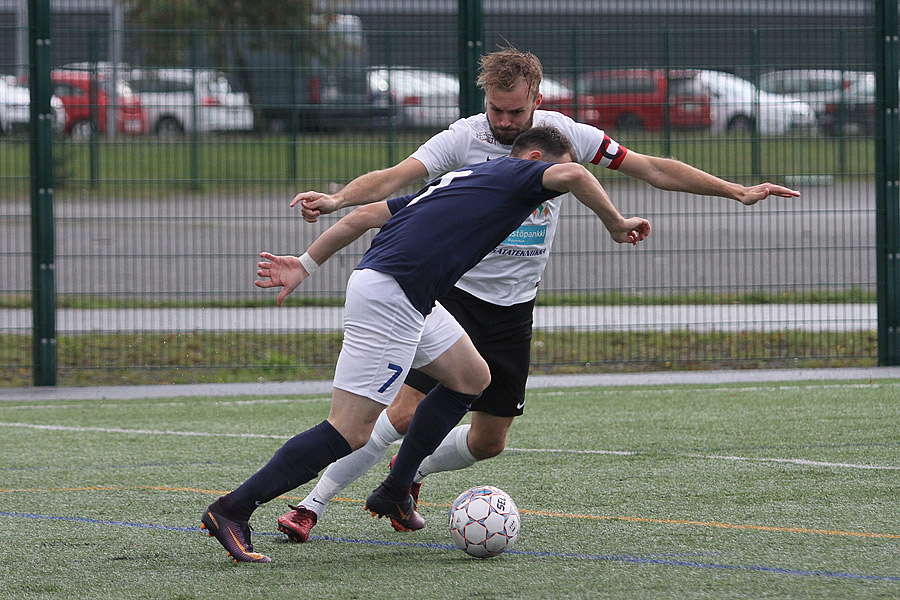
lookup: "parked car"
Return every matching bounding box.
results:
[818,72,876,136]
[368,66,459,128]
[366,69,577,129]
[0,75,65,134]
[124,68,254,137]
[542,69,712,132]
[539,76,574,104]
[690,70,816,135]
[44,69,145,139]
[758,69,871,117]
[242,14,394,132]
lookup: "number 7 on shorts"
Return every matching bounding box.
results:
[377,363,404,393]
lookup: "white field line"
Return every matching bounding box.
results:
[506,447,637,456]
[687,454,900,471]
[0,397,330,411]
[0,422,290,439]
[534,382,900,398]
[1,420,897,471]
[3,382,898,410]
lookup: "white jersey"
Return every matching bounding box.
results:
[410,110,627,306]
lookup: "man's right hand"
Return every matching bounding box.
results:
[255,252,309,306]
[291,191,341,223]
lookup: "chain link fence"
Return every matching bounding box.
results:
[2,0,894,386]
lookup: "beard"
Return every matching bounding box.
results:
[489,114,534,145]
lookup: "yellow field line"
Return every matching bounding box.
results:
[612,516,900,539]
[3,484,898,540]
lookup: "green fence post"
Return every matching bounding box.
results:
[875,0,900,365]
[289,29,298,180]
[89,28,99,186]
[570,29,580,123]
[750,29,761,180]
[458,0,483,118]
[663,28,671,157]
[190,27,200,191]
[838,29,847,175]
[28,0,57,386]
[384,31,395,167]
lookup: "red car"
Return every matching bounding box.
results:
[542,69,712,132]
[45,69,146,138]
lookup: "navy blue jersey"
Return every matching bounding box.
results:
[355,157,561,315]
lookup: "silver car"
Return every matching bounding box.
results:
[368,66,459,129]
[758,69,872,117]
[125,68,254,137]
[692,70,816,135]
[0,75,65,134]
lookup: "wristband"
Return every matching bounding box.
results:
[297,252,320,275]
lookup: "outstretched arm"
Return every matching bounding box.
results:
[255,202,393,305]
[292,156,428,223]
[617,151,799,205]
[542,163,651,245]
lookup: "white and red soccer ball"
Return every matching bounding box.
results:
[448,485,520,558]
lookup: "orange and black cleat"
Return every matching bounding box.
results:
[201,508,271,563]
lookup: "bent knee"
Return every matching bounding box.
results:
[469,438,505,460]
[468,425,508,460]
[459,366,490,397]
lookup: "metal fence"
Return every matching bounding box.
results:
[3,0,899,386]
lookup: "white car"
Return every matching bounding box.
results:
[758,69,871,117]
[692,70,816,135]
[367,68,576,129]
[0,75,65,134]
[540,76,574,103]
[368,66,459,128]
[124,68,254,136]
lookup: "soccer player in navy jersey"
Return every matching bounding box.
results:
[276,46,800,542]
[199,126,650,562]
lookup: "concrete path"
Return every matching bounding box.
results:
[2,366,898,401]
[2,303,877,334]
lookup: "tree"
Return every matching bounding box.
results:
[124,0,319,120]
[124,0,316,68]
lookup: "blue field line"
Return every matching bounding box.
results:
[4,510,899,582]
[0,459,249,473]
[1,510,200,532]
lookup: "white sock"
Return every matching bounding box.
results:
[299,410,402,519]
[414,424,477,483]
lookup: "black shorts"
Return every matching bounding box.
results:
[404,286,534,417]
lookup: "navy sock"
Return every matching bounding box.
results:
[388,384,481,491]
[224,420,352,518]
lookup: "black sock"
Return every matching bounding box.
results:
[388,384,480,491]
[224,420,352,518]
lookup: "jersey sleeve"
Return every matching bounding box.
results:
[409,119,471,180]
[541,112,628,170]
[590,132,628,169]
[386,193,414,215]
[506,158,558,204]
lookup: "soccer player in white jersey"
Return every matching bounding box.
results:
[276,47,800,540]
[200,126,650,562]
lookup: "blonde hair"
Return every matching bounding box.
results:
[476,45,543,100]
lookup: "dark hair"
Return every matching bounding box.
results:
[510,126,576,162]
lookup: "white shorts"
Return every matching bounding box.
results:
[333,269,465,405]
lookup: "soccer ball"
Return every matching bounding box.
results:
[448,485,520,558]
